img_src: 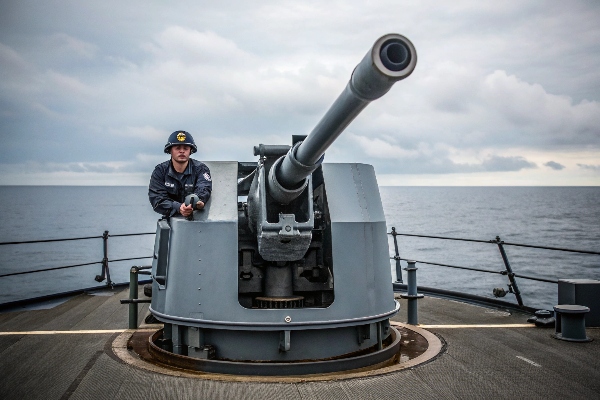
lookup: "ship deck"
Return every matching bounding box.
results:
[0,286,598,399]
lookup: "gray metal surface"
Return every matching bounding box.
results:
[558,279,600,326]
[322,163,395,317]
[152,162,397,328]
[150,161,238,321]
[1,289,599,399]
[149,161,398,361]
[255,162,315,260]
[147,326,402,375]
[554,304,592,342]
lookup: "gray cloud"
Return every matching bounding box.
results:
[342,134,539,174]
[544,161,565,170]
[481,155,537,172]
[370,155,538,175]
[577,164,600,171]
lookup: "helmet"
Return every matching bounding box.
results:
[164,130,197,154]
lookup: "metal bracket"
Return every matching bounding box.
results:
[357,324,371,345]
[279,330,291,352]
[278,214,299,237]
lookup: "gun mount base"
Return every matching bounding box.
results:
[144,325,401,376]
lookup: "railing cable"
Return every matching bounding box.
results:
[395,257,504,275]
[390,232,600,255]
[389,229,598,308]
[0,256,152,278]
[0,232,155,246]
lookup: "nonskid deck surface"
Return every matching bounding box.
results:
[0,287,598,399]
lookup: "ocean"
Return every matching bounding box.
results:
[0,186,598,310]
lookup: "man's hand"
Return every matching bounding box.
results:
[179,203,194,217]
[179,201,204,216]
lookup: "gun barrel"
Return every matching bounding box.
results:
[276,34,417,190]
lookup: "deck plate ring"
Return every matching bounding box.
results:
[111,322,444,382]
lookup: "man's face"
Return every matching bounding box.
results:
[170,145,192,164]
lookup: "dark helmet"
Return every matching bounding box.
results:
[164,130,197,154]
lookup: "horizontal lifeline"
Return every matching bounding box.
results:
[420,324,535,328]
[0,328,157,335]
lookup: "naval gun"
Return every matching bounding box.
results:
[149,33,417,375]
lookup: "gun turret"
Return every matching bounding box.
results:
[149,34,418,373]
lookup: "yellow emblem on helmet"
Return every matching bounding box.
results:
[176,132,186,142]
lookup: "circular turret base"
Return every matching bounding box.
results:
[146,326,400,376]
[112,322,444,382]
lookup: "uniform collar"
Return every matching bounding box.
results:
[168,159,193,177]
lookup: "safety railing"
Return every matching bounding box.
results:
[1,228,598,311]
[389,227,600,309]
[0,231,154,292]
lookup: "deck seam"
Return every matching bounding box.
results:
[60,350,104,399]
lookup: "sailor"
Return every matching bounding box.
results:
[148,130,212,217]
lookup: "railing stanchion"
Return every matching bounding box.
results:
[120,266,152,328]
[103,231,112,287]
[128,266,139,329]
[495,236,524,307]
[391,227,403,283]
[401,261,424,324]
[95,230,113,286]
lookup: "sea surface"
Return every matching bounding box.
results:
[0,186,598,310]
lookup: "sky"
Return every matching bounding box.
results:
[0,1,599,186]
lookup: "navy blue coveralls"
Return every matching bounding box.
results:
[148,159,212,217]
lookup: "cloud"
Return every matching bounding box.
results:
[479,70,600,146]
[143,28,250,66]
[134,26,342,118]
[418,66,600,149]
[348,133,419,159]
[0,161,127,174]
[544,161,565,170]
[107,125,166,142]
[0,42,34,78]
[0,41,98,126]
[421,62,481,113]
[0,42,39,94]
[480,155,536,172]
[577,164,600,171]
[344,133,539,174]
[45,70,97,98]
[44,33,99,59]
[352,65,600,170]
